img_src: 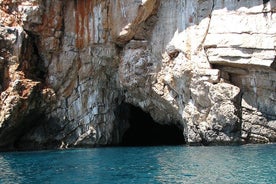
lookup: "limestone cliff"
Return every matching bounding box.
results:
[0,0,275,150]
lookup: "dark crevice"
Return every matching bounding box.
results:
[13,116,62,151]
[0,56,7,92]
[20,30,47,82]
[271,56,276,70]
[0,110,46,151]
[115,103,185,146]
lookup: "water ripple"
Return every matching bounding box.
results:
[0,144,275,183]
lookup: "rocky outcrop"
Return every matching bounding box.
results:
[0,0,275,150]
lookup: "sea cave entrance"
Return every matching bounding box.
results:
[116,103,185,146]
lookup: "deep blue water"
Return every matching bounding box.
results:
[0,144,275,184]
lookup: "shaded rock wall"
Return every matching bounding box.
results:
[0,0,275,150]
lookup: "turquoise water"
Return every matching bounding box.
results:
[0,144,275,184]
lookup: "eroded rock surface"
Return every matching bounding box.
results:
[0,0,275,150]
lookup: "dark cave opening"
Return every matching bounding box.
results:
[120,104,185,146]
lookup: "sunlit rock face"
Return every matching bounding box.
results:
[0,0,275,150]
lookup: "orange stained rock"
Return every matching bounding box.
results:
[0,3,22,26]
[75,0,93,49]
[74,0,106,49]
[36,1,63,37]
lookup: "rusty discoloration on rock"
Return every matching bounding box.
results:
[0,0,275,150]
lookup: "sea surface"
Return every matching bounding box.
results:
[0,144,275,184]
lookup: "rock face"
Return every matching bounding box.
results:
[0,0,275,150]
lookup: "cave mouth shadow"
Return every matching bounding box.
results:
[118,103,185,147]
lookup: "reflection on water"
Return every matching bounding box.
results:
[155,146,242,183]
[0,155,23,183]
[0,144,275,184]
